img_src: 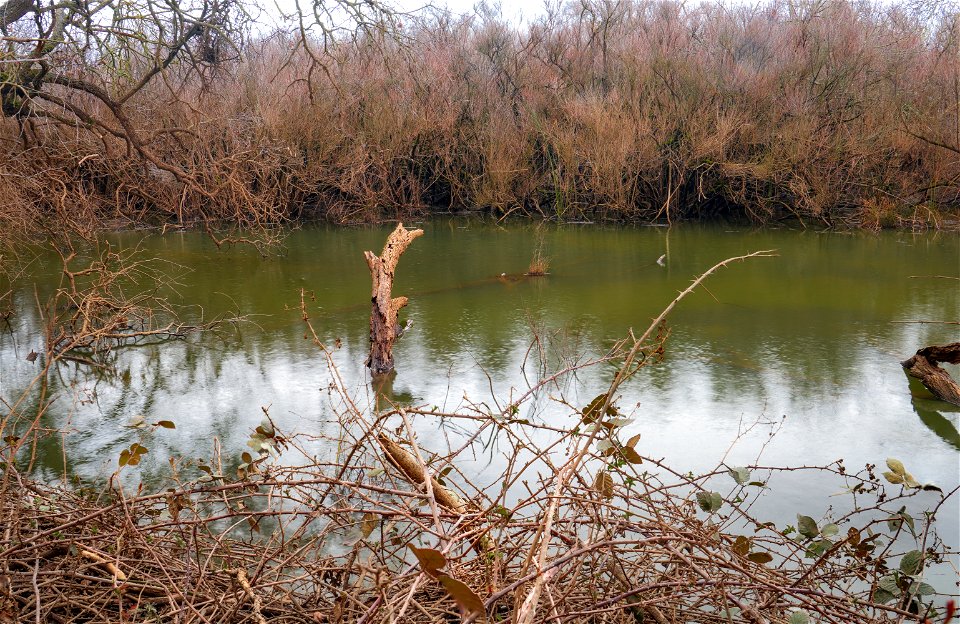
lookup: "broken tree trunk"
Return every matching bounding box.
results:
[364,223,423,376]
[901,343,960,407]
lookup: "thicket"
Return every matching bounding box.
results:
[1,249,957,623]
[1,0,959,240]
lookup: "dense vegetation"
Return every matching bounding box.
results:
[0,0,958,241]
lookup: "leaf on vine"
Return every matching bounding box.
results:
[696,491,723,513]
[437,575,485,616]
[900,550,923,575]
[594,470,614,499]
[886,458,906,476]
[409,545,446,578]
[796,515,818,539]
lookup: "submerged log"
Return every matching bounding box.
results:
[364,223,423,376]
[901,343,960,406]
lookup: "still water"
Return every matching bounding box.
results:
[2,221,958,585]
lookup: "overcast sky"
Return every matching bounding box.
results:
[265,0,548,27]
[395,0,546,21]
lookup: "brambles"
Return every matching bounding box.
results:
[1,250,955,622]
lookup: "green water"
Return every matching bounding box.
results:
[2,221,958,587]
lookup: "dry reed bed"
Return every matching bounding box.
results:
[1,0,958,239]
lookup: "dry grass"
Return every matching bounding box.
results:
[1,0,958,243]
[526,230,550,276]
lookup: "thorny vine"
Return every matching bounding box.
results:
[0,251,956,623]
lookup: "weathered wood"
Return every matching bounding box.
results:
[364,223,423,376]
[376,432,495,558]
[376,433,469,514]
[901,342,960,406]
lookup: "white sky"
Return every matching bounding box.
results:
[395,0,547,21]
[264,0,549,27]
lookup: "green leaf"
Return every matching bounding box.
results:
[492,505,513,520]
[899,550,923,575]
[878,574,901,595]
[805,539,832,558]
[886,458,907,476]
[909,581,935,596]
[882,471,904,484]
[872,588,896,604]
[788,610,811,624]
[696,491,723,513]
[727,466,751,485]
[747,551,773,564]
[820,523,839,538]
[797,515,819,539]
[901,511,917,538]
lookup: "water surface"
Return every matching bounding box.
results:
[1,222,958,587]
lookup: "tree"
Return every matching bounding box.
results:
[0,0,397,177]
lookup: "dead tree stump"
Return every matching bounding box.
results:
[901,343,960,406]
[364,223,423,376]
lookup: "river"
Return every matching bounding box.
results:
[1,221,958,593]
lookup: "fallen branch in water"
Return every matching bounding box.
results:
[902,343,960,406]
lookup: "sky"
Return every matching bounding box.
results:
[265,0,549,28]
[394,0,546,21]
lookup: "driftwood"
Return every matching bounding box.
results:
[377,432,495,557]
[901,343,960,406]
[364,223,423,376]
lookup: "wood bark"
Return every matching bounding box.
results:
[376,432,495,557]
[0,0,34,30]
[901,343,960,407]
[364,223,423,376]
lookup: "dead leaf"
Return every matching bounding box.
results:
[409,544,446,578]
[437,574,485,616]
[593,470,614,499]
[361,513,378,538]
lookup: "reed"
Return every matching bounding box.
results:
[1,0,958,244]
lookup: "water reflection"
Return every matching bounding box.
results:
[1,223,958,575]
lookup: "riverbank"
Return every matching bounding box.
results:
[1,0,958,244]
